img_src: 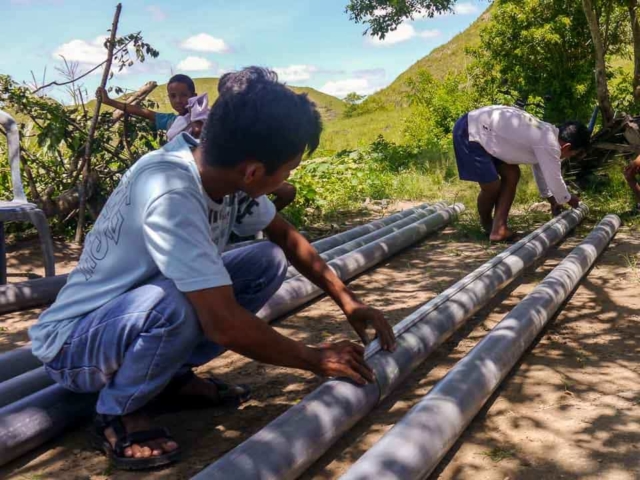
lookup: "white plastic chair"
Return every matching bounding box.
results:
[0,110,55,284]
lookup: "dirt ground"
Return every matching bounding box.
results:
[0,210,638,480]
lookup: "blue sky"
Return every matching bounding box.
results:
[1,0,487,102]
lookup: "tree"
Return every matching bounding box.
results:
[347,0,637,126]
[403,70,478,150]
[343,92,366,118]
[346,0,459,38]
[468,0,624,123]
[0,5,159,240]
[582,0,616,124]
[630,0,640,104]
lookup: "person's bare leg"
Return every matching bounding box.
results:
[624,173,640,204]
[477,180,501,234]
[490,163,521,241]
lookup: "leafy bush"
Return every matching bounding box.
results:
[402,71,478,151]
[284,147,397,226]
[0,74,162,236]
[342,92,387,119]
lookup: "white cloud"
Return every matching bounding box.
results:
[367,24,440,46]
[176,56,214,72]
[412,2,478,19]
[274,65,318,82]
[454,3,480,15]
[321,78,382,97]
[372,7,390,17]
[418,29,441,39]
[52,36,108,64]
[180,33,231,53]
[147,5,167,21]
[118,60,172,76]
[53,35,172,78]
[321,67,390,97]
[368,24,415,46]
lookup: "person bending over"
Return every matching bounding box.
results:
[623,154,640,214]
[452,105,590,241]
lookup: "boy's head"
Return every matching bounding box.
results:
[202,67,322,198]
[558,121,590,159]
[167,74,196,115]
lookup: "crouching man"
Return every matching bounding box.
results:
[29,67,395,471]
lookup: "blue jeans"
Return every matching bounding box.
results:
[45,242,287,416]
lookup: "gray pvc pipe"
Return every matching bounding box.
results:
[0,384,96,466]
[310,203,431,254]
[0,367,54,409]
[0,274,68,315]
[0,205,457,467]
[192,206,586,480]
[258,204,464,323]
[0,346,42,383]
[285,204,445,279]
[341,214,620,480]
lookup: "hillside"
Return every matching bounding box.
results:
[320,5,493,151]
[365,6,492,109]
[148,78,345,122]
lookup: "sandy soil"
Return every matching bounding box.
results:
[0,211,638,480]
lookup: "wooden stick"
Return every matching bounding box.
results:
[110,81,157,125]
[74,3,122,243]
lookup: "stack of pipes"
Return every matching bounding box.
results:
[340,214,620,480]
[190,209,619,480]
[190,207,619,480]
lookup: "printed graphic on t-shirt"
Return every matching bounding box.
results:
[76,171,133,281]
[206,194,266,251]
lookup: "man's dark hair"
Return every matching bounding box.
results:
[203,67,322,174]
[168,74,196,95]
[558,121,590,151]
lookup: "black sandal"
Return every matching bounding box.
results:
[91,414,181,470]
[150,370,251,414]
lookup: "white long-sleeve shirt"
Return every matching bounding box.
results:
[467,105,571,204]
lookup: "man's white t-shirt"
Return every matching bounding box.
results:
[30,133,276,363]
[467,105,571,204]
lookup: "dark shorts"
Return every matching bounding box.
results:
[453,113,503,184]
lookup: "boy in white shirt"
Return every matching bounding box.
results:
[453,105,590,241]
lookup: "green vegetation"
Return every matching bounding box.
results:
[147,78,346,122]
[2,0,640,244]
[363,7,490,109]
[480,446,517,463]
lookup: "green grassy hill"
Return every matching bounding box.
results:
[148,78,345,122]
[366,8,491,109]
[319,5,492,151]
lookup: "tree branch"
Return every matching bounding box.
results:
[109,80,157,125]
[581,0,615,125]
[629,0,640,104]
[75,3,122,243]
[31,36,135,95]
